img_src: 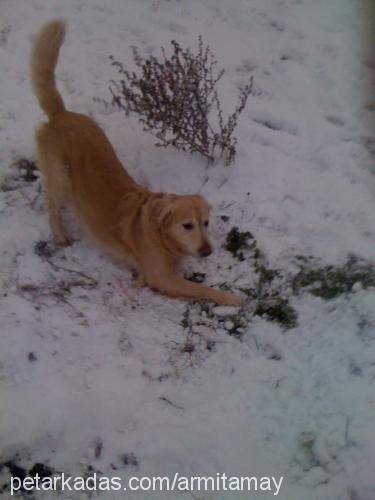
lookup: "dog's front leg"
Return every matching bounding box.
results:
[150,274,244,306]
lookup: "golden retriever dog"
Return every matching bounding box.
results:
[30,20,244,306]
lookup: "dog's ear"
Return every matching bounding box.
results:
[149,195,176,229]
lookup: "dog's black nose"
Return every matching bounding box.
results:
[199,243,212,257]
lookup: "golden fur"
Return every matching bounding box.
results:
[30,20,244,306]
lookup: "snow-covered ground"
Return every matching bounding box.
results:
[1,0,375,499]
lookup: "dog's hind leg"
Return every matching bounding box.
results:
[45,184,73,247]
[35,125,73,246]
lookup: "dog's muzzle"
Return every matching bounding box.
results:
[199,242,213,257]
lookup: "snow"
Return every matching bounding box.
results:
[1,0,375,499]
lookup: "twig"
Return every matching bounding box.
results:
[159,396,185,411]
[46,259,97,287]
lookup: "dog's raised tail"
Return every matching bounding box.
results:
[30,19,66,118]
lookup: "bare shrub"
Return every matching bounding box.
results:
[108,37,253,165]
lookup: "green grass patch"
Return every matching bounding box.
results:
[254,298,298,329]
[224,226,255,261]
[292,255,375,299]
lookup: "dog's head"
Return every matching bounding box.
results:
[151,194,212,258]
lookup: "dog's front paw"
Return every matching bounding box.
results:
[55,234,74,247]
[216,291,246,307]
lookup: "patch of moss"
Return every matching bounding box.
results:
[13,158,38,182]
[255,263,279,284]
[0,459,53,495]
[180,308,190,329]
[180,317,189,329]
[224,226,254,261]
[255,299,298,329]
[34,240,58,259]
[293,256,375,299]
[252,244,261,260]
[181,342,195,354]
[226,314,247,337]
[294,254,314,263]
[185,272,206,283]
[239,287,256,298]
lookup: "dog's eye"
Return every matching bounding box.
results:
[183,223,194,230]
[203,220,209,227]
